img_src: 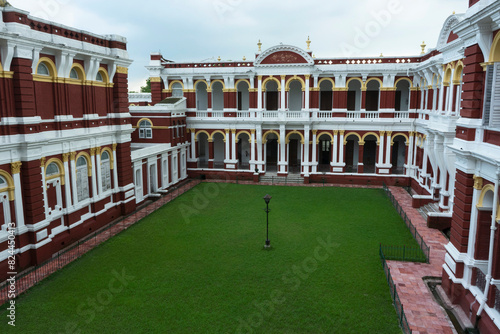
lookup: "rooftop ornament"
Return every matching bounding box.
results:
[420,41,427,55]
[306,36,311,50]
[257,40,262,52]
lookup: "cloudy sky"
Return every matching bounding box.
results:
[9,0,468,91]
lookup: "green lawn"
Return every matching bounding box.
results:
[1,184,419,333]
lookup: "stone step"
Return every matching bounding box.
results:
[260,175,304,184]
[418,202,440,221]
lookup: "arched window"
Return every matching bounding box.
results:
[139,120,153,139]
[96,71,104,82]
[365,80,380,111]
[172,82,183,97]
[37,62,50,76]
[101,151,112,192]
[46,162,59,177]
[347,79,362,111]
[70,68,79,80]
[76,156,89,202]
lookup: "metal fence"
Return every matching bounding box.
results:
[0,179,200,307]
[380,244,427,263]
[382,183,430,263]
[380,246,412,334]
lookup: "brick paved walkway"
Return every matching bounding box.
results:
[388,186,455,334]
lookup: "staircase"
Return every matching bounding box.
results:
[260,174,304,184]
[418,202,440,221]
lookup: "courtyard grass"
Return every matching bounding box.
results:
[0,184,420,333]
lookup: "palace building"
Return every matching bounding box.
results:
[1,0,500,332]
[0,2,188,283]
[131,0,500,332]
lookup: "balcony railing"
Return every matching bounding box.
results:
[191,109,415,121]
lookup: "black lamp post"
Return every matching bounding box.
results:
[263,194,272,248]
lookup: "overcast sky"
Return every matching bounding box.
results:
[10,0,468,91]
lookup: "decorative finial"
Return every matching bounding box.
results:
[420,41,426,55]
[380,53,383,57]
[453,11,455,14]
[218,56,221,61]
[0,1,11,7]
[306,36,311,50]
[243,56,246,61]
[312,54,316,59]
[257,40,262,52]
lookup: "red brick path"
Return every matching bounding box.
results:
[387,186,455,334]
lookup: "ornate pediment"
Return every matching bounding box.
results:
[255,45,314,67]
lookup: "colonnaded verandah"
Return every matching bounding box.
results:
[1,0,500,332]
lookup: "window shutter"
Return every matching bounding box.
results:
[490,63,500,128]
[483,64,494,126]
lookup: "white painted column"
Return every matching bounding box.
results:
[312,130,317,173]
[339,131,345,167]
[190,131,196,160]
[11,162,25,229]
[332,131,339,165]
[41,161,49,217]
[305,75,310,110]
[63,154,72,208]
[96,148,103,195]
[385,131,392,166]
[303,126,310,176]
[279,125,286,173]
[256,127,263,171]
[112,145,119,192]
[438,83,445,113]
[224,129,230,163]
[378,132,385,166]
[231,130,236,162]
[280,75,286,110]
[250,130,256,171]
[257,76,262,110]
[407,132,415,177]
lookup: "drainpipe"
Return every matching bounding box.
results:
[476,168,500,321]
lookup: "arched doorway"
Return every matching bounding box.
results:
[265,81,279,111]
[391,136,407,174]
[319,80,333,111]
[318,134,332,172]
[365,80,380,112]
[363,135,377,173]
[395,80,410,112]
[287,133,302,174]
[347,80,362,113]
[265,133,279,172]
[345,134,359,173]
[237,81,250,111]
[197,132,209,168]
[288,80,303,111]
[196,82,208,111]
[212,81,224,111]
[213,132,225,169]
[237,133,251,170]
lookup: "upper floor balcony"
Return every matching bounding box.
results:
[187,109,413,123]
